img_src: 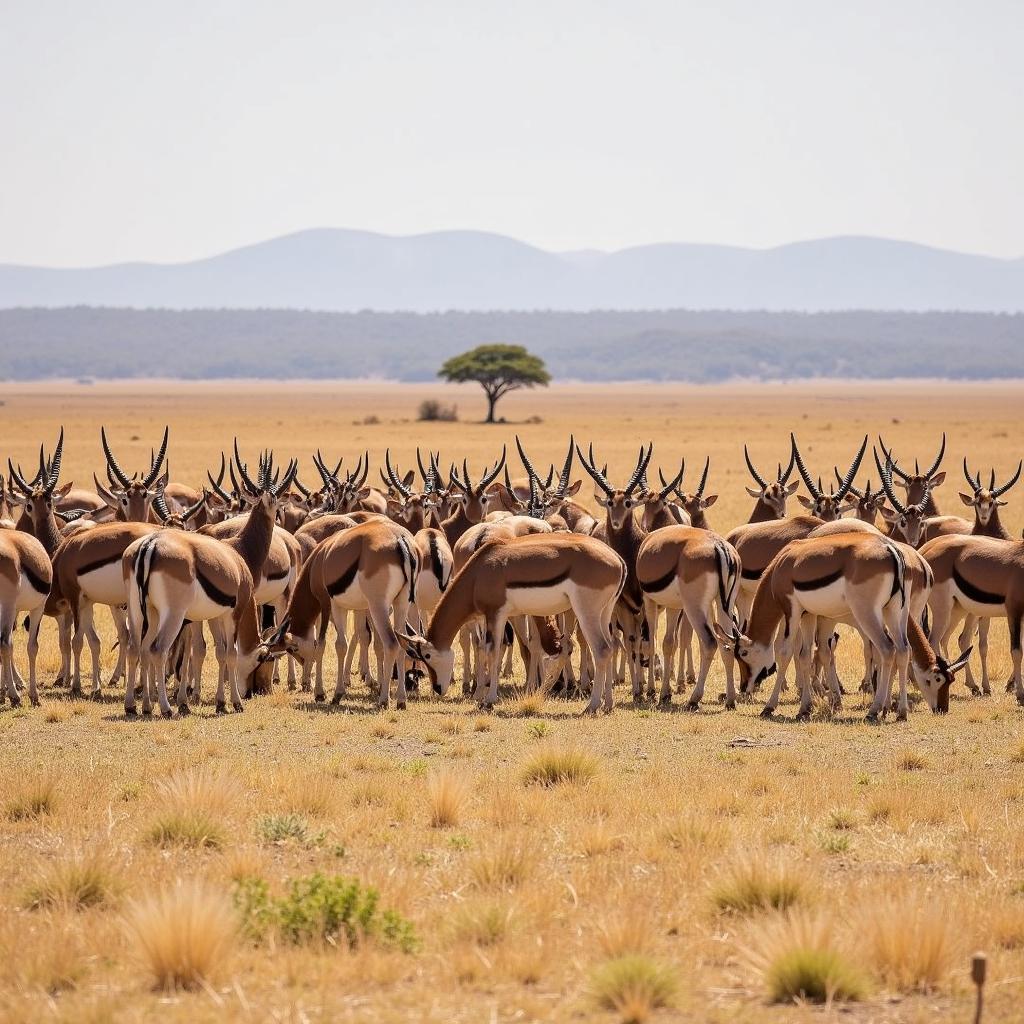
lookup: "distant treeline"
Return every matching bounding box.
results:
[0,307,1021,382]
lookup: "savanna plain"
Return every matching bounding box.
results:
[2,379,1023,1024]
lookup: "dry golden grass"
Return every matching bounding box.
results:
[0,380,1022,1021]
[427,768,471,828]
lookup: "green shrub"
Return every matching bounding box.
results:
[255,813,309,845]
[234,873,418,953]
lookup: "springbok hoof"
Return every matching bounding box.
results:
[582,705,599,717]
[142,708,153,718]
[233,702,244,713]
[215,702,227,715]
[759,706,775,719]
[161,709,174,720]
[397,701,406,711]
[124,707,137,718]
[327,694,341,706]
[659,694,672,707]
[685,700,700,712]
[178,704,190,716]
[865,711,880,724]
[895,710,908,722]
[89,690,103,702]
[9,696,22,709]
[725,700,736,711]
[794,711,810,723]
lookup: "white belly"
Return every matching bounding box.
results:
[953,588,1006,618]
[17,575,47,613]
[795,579,851,620]
[505,583,572,617]
[147,575,232,624]
[330,565,403,612]
[255,571,291,605]
[79,561,128,607]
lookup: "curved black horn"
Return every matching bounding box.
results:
[925,433,946,481]
[994,461,1023,499]
[44,427,64,495]
[575,443,615,498]
[962,457,981,492]
[416,448,430,487]
[271,458,298,498]
[207,453,231,502]
[789,434,820,500]
[152,492,172,523]
[101,427,132,489]
[835,466,863,499]
[514,435,542,486]
[478,446,507,491]
[384,449,412,499]
[834,435,868,502]
[143,426,169,488]
[183,490,208,523]
[778,445,796,484]
[554,435,574,497]
[233,438,260,494]
[877,436,911,483]
[624,442,654,496]
[8,459,32,497]
[659,460,685,500]
[874,447,908,516]
[695,456,710,497]
[743,445,768,489]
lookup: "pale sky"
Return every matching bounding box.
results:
[1,0,1021,267]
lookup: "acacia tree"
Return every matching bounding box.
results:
[438,344,551,423]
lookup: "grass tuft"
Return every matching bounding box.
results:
[5,771,58,821]
[24,845,120,911]
[711,859,809,916]
[146,766,236,849]
[427,768,470,828]
[861,896,959,992]
[469,835,535,890]
[894,749,929,772]
[521,743,598,787]
[124,881,237,991]
[589,954,678,1023]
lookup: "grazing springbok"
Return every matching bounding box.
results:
[122,529,282,717]
[400,532,626,713]
[742,445,798,522]
[919,533,1024,705]
[273,518,419,708]
[715,532,929,722]
[96,426,169,523]
[790,434,867,521]
[0,530,52,707]
[637,525,740,709]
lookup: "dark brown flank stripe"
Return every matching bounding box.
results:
[326,559,359,597]
[793,567,843,591]
[267,568,290,582]
[23,563,50,595]
[506,568,571,589]
[640,566,677,593]
[742,566,763,581]
[953,565,1004,605]
[429,532,446,591]
[196,569,234,607]
[78,551,122,576]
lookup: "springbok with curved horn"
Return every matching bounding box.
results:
[674,457,717,530]
[714,532,931,722]
[439,448,508,546]
[638,525,740,709]
[639,462,688,532]
[399,532,625,713]
[272,518,419,708]
[743,445,798,522]
[874,447,932,546]
[876,433,946,515]
[834,468,885,526]
[97,426,169,523]
[576,441,653,696]
[790,434,867,521]
[382,449,431,533]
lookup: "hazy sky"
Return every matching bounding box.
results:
[2,0,1021,266]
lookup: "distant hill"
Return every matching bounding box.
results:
[1,230,1022,312]
[1,307,1021,382]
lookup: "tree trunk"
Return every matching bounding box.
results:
[485,390,498,423]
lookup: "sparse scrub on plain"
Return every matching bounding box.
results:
[427,768,471,828]
[24,845,120,911]
[589,954,678,1022]
[711,859,810,916]
[5,771,58,821]
[417,399,458,422]
[521,743,598,787]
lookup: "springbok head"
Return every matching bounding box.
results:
[397,629,456,696]
[713,619,776,695]
[576,442,653,530]
[791,434,867,521]
[875,446,931,545]
[834,467,885,524]
[204,453,245,520]
[448,447,507,523]
[152,490,207,531]
[382,448,431,529]
[232,441,299,517]
[876,433,946,510]
[96,426,169,522]
[743,445,798,517]
[638,459,685,531]
[913,646,973,713]
[960,458,1022,526]
[7,428,74,526]
[675,456,718,526]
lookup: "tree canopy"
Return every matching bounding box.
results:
[438,343,551,422]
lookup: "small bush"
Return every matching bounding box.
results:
[427,769,470,828]
[418,399,458,422]
[234,873,418,952]
[521,743,598,787]
[861,897,959,993]
[894,749,929,772]
[6,772,58,821]
[255,813,310,845]
[146,766,235,849]
[24,846,119,911]
[124,882,237,991]
[469,836,534,890]
[711,860,809,916]
[450,899,514,946]
[589,954,678,1022]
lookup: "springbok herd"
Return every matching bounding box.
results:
[1,425,1022,725]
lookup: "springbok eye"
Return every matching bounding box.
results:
[122,497,128,505]
[900,517,907,527]
[423,653,431,661]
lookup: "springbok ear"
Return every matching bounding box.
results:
[356,486,372,499]
[958,492,974,506]
[402,469,415,488]
[564,479,583,497]
[594,491,610,507]
[785,480,800,495]
[879,505,898,522]
[702,494,718,507]
[744,486,762,499]
[796,495,813,509]
[930,471,946,488]
[55,481,74,500]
